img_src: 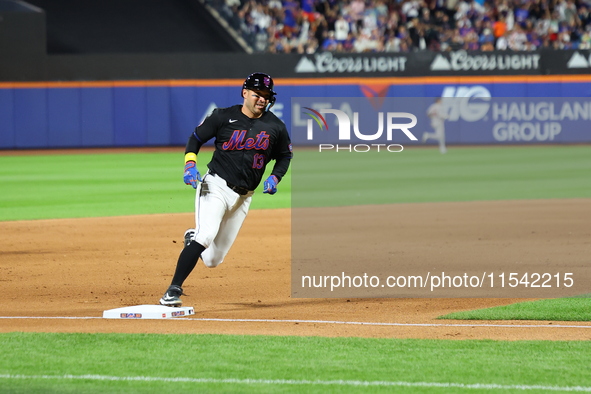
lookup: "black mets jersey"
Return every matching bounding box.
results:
[186,104,292,191]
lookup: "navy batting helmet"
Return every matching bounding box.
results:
[243,72,276,96]
[242,72,276,109]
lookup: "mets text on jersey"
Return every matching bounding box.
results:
[222,130,270,150]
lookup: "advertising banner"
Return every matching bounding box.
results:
[2,80,591,149]
[4,49,591,81]
[291,96,591,147]
[542,49,591,74]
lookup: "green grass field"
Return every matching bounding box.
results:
[440,295,591,321]
[1,145,590,220]
[2,333,591,393]
[0,150,289,221]
[292,145,591,208]
[1,145,590,393]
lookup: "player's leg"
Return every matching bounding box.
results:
[436,126,447,154]
[422,131,436,143]
[201,195,252,268]
[160,177,227,306]
[173,176,227,281]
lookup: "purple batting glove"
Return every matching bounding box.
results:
[183,161,202,189]
[263,175,278,195]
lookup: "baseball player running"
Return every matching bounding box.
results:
[422,97,448,154]
[160,72,292,307]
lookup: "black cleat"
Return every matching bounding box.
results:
[159,285,184,307]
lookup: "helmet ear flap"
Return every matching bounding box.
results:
[266,95,276,112]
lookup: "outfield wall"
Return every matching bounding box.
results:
[2,76,591,149]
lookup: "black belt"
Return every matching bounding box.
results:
[209,171,251,196]
[227,183,250,196]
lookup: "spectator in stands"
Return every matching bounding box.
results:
[528,0,547,21]
[334,14,350,43]
[251,2,272,33]
[523,41,537,51]
[557,24,573,49]
[301,0,315,21]
[445,0,460,21]
[341,31,356,52]
[267,0,282,11]
[304,36,320,53]
[462,0,485,24]
[480,39,495,51]
[384,33,402,52]
[496,30,509,50]
[408,19,429,50]
[439,27,454,51]
[361,5,380,37]
[349,0,366,31]
[579,5,591,27]
[493,13,508,40]
[568,18,583,47]
[561,0,578,25]
[450,27,467,50]
[527,28,542,49]
[354,30,380,52]
[402,0,422,21]
[322,30,339,51]
[513,2,530,27]
[374,0,389,19]
[312,12,329,49]
[240,8,258,46]
[396,24,412,48]
[323,5,339,33]
[535,10,552,37]
[419,8,434,26]
[399,39,411,52]
[580,28,591,49]
[222,0,591,53]
[425,24,442,50]
[282,0,300,34]
[508,24,528,50]
[478,27,495,50]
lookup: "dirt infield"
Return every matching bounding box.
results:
[1,200,590,340]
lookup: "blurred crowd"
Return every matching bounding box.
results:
[206,0,591,53]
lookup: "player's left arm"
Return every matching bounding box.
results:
[264,125,292,195]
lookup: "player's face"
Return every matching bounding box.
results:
[242,89,271,118]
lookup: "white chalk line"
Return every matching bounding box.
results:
[1,316,591,328]
[191,318,591,329]
[0,374,590,391]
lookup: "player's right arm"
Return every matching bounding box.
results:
[183,108,223,188]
